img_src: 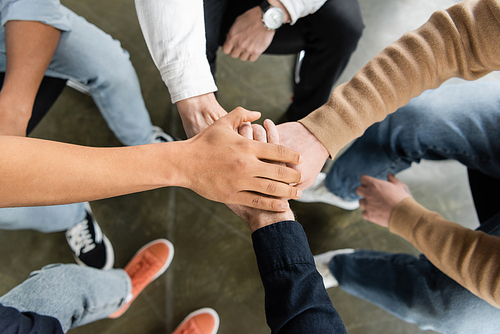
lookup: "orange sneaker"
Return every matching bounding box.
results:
[108,239,174,319]
[172,308,220,334]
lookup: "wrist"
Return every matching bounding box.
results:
[151,141,191,189]
[248,209,295,233]
[176,93,227,137]
[0,93,32,136]
[267,0,291,24]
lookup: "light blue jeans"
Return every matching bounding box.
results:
[0,0,157,232]
[329,211,500,334]
[0,0,155,146]
[0,203,86,233]
[326,81,500,200]
[0,263,131,332]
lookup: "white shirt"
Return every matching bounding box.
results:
[134,0,327,103]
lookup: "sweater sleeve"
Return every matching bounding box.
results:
[299,0,500,157]
[389,197,500,309]
[134,0,217,103]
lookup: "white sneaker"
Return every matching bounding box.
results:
[314,248,355,289]
[295,172,360,210]
[149,126,174,144]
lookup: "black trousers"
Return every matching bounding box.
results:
[204,0,364,121]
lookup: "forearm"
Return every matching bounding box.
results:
[390,197,500,308]
[0,136,182,207]
[134,0,216,103]
[252,221,346,333]
[300,0,500,157]
[0,20,60,136]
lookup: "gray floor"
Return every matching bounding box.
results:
[0,0,497,333]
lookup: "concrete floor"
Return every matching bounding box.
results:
[1,0,498,333]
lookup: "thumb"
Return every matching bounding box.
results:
[387,173,401,184]
[222,107,261,130]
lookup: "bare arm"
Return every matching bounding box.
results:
[0,20,60,136]
[0,108,303,211]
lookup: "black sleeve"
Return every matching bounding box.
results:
[252,221,347,334]
[0,303,64,334]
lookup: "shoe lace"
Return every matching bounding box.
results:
[66,220,96,256]
[175,320,201,334]
[128,251,160,289]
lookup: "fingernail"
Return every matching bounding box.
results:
[298,155,303,163]
[300,174,304,183]
[281,202,289,209]
[296,189,302,198]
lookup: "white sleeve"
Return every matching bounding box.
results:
[279,0,328,25]
[134,0,217,103]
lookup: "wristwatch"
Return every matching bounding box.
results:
[259,0,284,30]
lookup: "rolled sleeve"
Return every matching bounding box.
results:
[279,0,327,25]
[1,0,71,31]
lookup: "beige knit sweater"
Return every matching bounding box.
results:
[299,0,500,308]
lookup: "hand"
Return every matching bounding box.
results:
[222,6,275,62]
[356,174,413,227]
[276,122,329,190]
[180,107,303,212]
[228,119,295,231]
[176,93,228,138]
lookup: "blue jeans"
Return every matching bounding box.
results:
[325,81,500,333]
[0,203,86,233]
[0,263,131,333]
[326,81,500,200]
[0,0,155,146]
[329,211,500,334]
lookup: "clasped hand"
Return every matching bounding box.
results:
[180,107,302,212]
[357,174,413,227]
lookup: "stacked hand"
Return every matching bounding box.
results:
[228,119,295,232]
[276,122,329,190]
[180,107,303,213]
[356,174,413,227]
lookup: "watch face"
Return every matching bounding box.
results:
[263,7,284,30]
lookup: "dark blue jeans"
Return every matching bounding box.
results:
[326,81,500,201]
[326,81,500,333]
[329,211,500,334]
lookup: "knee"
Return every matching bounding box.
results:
[320,0,365,48]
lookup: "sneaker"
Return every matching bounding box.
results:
[294,172,360,210]
[314,249,355,289]
[65,203,114,270]
[108,239,174,319]
[149,125,174,143]
[172,308,220,334]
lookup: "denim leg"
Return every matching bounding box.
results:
[329,250,500,334]
[0,5,153,146]
[326,82,500,200]
[0,264,131,333]
[0,203,86,233]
